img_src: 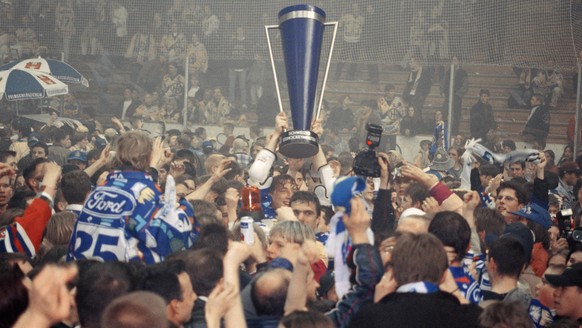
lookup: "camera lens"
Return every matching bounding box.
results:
[572,228,582,243]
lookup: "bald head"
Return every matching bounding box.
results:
[251,269,292,317]
[101,291,169,328]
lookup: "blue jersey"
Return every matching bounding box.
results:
[67,170,196,264]
[449,265,482,304]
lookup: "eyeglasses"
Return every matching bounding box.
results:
[380,245,395,254]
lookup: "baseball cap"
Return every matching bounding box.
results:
[479,89,490,96]
[510,203,552,229]
[68,150,87,162]
[399,208,426,220]
[545,263,582,288]
[502,223,534,263]
[202,140,214,153]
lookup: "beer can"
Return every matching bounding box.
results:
[240,216,254,245]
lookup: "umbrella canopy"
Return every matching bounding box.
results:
[0,57,89,87]
[0,68,69,100]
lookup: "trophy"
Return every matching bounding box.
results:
[265,4,338,158]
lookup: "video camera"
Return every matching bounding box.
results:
[353,124,383,177]
[557,208,582,247]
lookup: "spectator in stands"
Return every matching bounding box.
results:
[400,105,422,137]
[558,145,575,166]
[523,94,551,149]
[402,55,433,128]
[160,98,181,123]
[334,3,364,81]
[228,26,250,110]
[80,18,98,56]
[110,1,129,53]
[470,89,497,144]
[0,28,10,62]
[248,53,268,109]
[206,87,232,124]
[532,62,563,109]
[14,15,37,58]
[160,62,185,104]
[354,100,381,144]
[118,87,141,120]
[160,22,186,64]
[134,92,160,121]
[62,93,81,118]
[187,33,208,77]
[55,0,75,62]
[325,95,354,132]
[440,55,468,136]
[125,26,157,83]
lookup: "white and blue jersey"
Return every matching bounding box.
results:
[67,170,196,264]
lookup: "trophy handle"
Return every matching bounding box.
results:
[315,21,339,120]
[265,25,285,114]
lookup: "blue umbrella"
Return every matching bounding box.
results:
[0,68,69,101]
[0,57,89,87]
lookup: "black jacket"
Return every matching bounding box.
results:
[523,105,550,139]
[348,291,482,328]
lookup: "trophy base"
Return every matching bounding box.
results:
[279,130,319,158]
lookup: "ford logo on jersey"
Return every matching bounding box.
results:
[83,187,136,219]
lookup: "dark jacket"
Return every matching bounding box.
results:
[348,290,482,328]
[523,105,551,139]
[326,244,383,328]
[184,299,207,328]
[470,101,497,140]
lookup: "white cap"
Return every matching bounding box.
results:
[399,208,426,221]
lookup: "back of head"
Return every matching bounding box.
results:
[168,248,223,297]
[391,233,448,286]
[61,170,92,204]
[279,310,334,328]
[0,262,28,328]
[77,262,135,328]
[251,268,292,317]
[270,220,315,245]
[112,131,152,171]
[45,211,77,245]
[232,138,248,153]
[489,237,527,278]
[480,164,500,178]
[478,301,532,328]
[101,291,168,328]
[428,211,471,263]
[139,261,185,304]
[204,154,225,174]
[405,182,429,205]
[191,222,230,255]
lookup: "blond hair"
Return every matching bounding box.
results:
[112,131,152,171]
[45,211,77,245]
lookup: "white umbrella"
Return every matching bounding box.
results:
[0,68,68,101]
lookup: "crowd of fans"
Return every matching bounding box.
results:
[0,101,581,328]
[1,1,582,328]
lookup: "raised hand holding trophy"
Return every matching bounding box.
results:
[265,4,338,158]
